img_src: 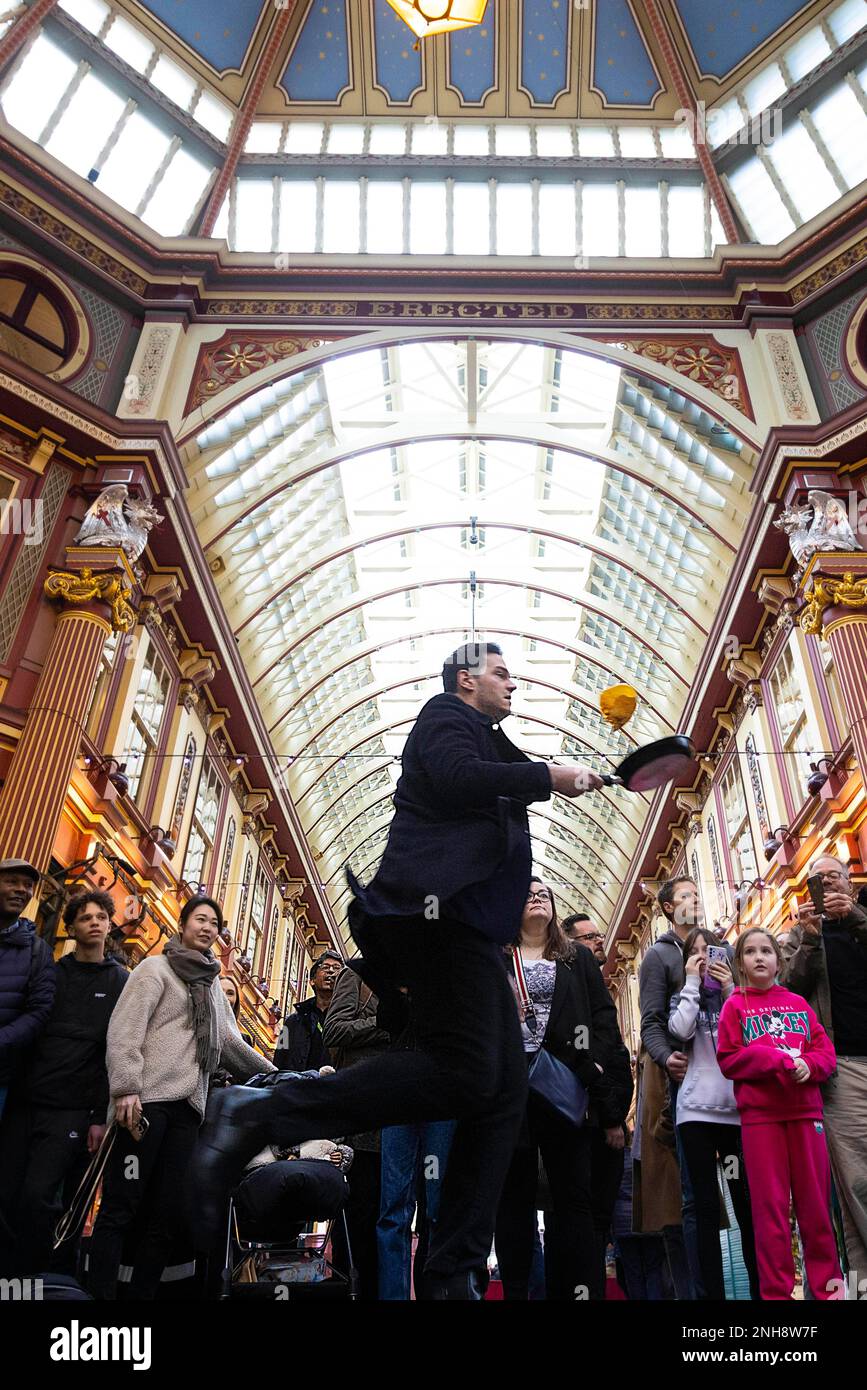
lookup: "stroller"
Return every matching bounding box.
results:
[212,1074,359,1300]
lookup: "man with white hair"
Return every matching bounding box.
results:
[782,854,867,1290]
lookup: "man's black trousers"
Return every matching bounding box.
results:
[231,916,527,1280]
[0,1102,91,1275]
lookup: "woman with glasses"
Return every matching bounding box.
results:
[495,877,625,1299]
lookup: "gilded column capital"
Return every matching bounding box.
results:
[44,566,136,632]
[799,572,867,636]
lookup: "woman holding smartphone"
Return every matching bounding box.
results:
[87,896,271,1299]
[668,927,759,1300]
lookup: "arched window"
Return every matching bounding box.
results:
[170,736,197,842]
[217,817,236,909]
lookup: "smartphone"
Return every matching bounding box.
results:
[806,874,825,915]
[703,944,727,992]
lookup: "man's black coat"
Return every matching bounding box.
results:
[348,693,552,944]
[272,996,328,1073]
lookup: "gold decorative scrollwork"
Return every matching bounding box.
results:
[799,572,867,636]
[44,567,136,633]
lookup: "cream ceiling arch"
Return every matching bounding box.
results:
[183,334,756,931]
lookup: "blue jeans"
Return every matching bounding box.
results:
[671,1083,703,1299]
[377,1120,456,1300]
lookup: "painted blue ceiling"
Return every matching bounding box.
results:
[371,0,423,104]
[447,0,496,104]
[593,0,663,107]
[673,0,813,79]
[280,0,351,104]
[520,0,571,105]
[124,0,820,111]
[133,0,262,73]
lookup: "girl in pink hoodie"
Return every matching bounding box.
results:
[717,927,842,1300]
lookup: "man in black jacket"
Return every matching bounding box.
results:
[272,951,342,1072]
[194,642,602,1297]
[0,859,55,1122]
[562,911,633,1297]
[0,889,126,1274]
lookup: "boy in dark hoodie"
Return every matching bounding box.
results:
[0,889,126,1274]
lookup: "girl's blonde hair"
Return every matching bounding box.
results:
[733,927,782,985]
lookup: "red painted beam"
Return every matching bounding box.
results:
[642,0,741,245]
[200,0,299,238]
[0,0,59,70]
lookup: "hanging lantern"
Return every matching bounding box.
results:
[385,0,488,41]
[599,683,638,731]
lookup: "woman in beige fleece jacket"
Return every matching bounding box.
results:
[86,895,273,1299]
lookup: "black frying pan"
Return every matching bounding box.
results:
[600,735,696,792]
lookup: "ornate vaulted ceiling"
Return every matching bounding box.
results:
[116,0,825,118]
[181,337,753,937]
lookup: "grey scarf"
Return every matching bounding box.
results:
[163,936,221,1075]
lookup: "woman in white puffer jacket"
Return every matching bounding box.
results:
[668,927,759,1300]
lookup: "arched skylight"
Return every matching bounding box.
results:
[183,339,753,930]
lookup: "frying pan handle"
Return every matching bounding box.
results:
[600,774,623,787]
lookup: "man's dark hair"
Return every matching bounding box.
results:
[63,889,115,931]
[310,950,343,981]
[562,913,590,931]
[442,642,503,693]
[657,876,695,920]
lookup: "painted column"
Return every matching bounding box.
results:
[0,545,136,869]
[799,553,867,778]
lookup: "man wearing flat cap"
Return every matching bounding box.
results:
[0,860,55,1122]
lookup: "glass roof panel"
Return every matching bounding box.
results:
[187,337,750,930]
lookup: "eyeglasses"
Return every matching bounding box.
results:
[574,932,603,942]
[814,870,846,882]
[526,891,549,903]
